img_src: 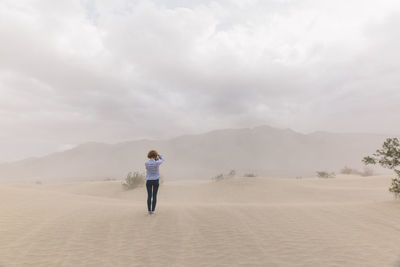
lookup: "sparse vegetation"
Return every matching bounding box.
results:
[340,166,374,177]
[35,180,42,185]
[122,171,145,190]
[363,137,400,198]
[316,171,335,178]
[340,166,359,175]
[212,170,236,182]
[212,173,225,182]
[243,173,257,177]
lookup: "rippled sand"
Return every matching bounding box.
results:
[1,175,400,266]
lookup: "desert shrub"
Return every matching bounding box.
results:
[35,180,42,185]
[363,137,400,197]
[340,166,359,175]
[122,171,145,190]
[212,170,236,182]
[212,173,225,182]
[243,173,257,177]
[389,173,400,198]
[316,171,335,178]
[340,166,374,177]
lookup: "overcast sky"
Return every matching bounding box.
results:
[1,0,400,162]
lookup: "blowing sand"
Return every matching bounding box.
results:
[1,175,400,267]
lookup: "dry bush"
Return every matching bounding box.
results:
[340,166,374,177]
[243,173,257,177]
[316,171,336,178]
[340,166,359,175]
[212,170,236,182]
[122,171,145,190]
[228,170,236,177]
[212,173,225,182]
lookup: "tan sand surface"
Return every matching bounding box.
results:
[1,175,400,267]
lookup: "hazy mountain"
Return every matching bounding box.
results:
[0,125,393,181]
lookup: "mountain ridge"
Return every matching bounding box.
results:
[0,125,393,181]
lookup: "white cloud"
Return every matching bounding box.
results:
[0,0,400,161]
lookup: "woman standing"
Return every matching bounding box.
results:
[145,150,164,215]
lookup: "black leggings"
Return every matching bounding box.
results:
[146,180,159,212]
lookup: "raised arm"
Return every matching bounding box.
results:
[156,154,164,165]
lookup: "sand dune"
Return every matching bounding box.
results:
[1,175,400,266]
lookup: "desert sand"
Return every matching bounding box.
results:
[1,175,400,267]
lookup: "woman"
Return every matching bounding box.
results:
[145,150,164,215]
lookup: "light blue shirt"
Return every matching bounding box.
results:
[145,154,164,180]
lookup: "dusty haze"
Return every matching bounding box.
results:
[0,125,394,182]
[1,2,400,266]
[1,0,400,162]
